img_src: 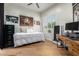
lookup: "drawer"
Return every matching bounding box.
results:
[68,47,79,56]
[59,36,63,39]
[7,26,14,28]
[7,43,14,46]
[7,31,12,32]
[72,48,79,54]
[71,42,79,49]
[5,28,13,30]
[59,36,65,41]
[71,49,79,56]
[71,45,79,52]
[8,36,12,38]
[66,39,71,46]
[8,40,13,43]
[68,47,73,54]
[68,43,79,55]
[72,42,79,46]
[4,43,14,47]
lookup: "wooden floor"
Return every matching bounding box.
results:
[0,40,70,56]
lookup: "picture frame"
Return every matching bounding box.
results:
[6,15,18,23]
[20,15,33,26]
[73,3,79,21]
[36,21,40,25]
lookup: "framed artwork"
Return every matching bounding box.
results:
[6,15,18,23]
[73,3,79,21]
[36,21,40,25]
[20,15,33,26]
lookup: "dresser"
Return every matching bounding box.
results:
[0,3,4,49]
[4,25,14,48]
[57,34,79,56]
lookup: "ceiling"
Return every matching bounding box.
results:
[10,3,55,13]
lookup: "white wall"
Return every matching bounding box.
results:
[41,3,73,41]
[4,3,73,41]
[4,3,41,33]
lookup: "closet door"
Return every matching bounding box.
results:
[0,3,4,49]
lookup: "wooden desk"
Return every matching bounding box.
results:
[57,34,79,56]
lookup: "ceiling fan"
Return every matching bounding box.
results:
[27,3,40,8]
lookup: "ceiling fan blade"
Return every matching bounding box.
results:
[27,3,32,5]
[36,3,39,8]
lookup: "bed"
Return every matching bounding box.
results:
[13,32,45,47]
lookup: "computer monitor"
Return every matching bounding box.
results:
[65,22,79,31]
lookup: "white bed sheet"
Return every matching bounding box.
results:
[14,32,45,47]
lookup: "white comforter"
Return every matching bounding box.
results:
[14,32,45,47]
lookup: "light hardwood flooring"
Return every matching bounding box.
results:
[0,40,70,56]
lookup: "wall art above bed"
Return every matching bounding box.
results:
[20,15,33,26]
[6,15,18,23]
